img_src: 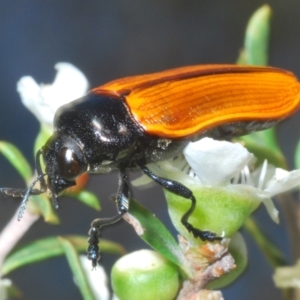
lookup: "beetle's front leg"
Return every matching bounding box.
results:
[87,169,131,268]
[139,164,222,242]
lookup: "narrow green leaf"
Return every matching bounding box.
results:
[236,49,247,65]
[294,139,300,169]
[2,235,125,275]
[0,141,32,182]
[67,190,101,211]
[30,194,60,224]
[238,130,287,169]
[238,5,272,65]
[236,6,286,169]
[127,199,186,273]
[33,125,52,157]
[58,237,96,300]
[244,217,286,268]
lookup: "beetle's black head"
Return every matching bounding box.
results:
[42,133,88,206]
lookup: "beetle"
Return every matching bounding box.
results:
[1,64,300,267]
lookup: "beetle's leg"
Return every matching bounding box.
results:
[87,169,130,268]
[139,165,222,242]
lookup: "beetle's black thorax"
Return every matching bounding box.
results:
[50,92,186,173]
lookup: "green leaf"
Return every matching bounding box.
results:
[2,235,125,275]
[58,237,96,300]
[244,217,286,268]
[29,194,60,224]
[236,5,286,169]
[237,5,272,65]
[67,190,101,211]
[294,139,300,169]
[127,199,187,274]
[0,141,32,183]
[33,125,52,157]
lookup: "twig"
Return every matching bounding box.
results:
[0,208,39,274]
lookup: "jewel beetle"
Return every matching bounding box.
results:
[1,64,300,268]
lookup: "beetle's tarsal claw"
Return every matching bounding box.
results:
[184,222,222,242]
[87,244,100,269]
[87,226,101,268]
[87,214,125,267]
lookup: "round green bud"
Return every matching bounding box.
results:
[111,249,180,300]
[165,184,260,241]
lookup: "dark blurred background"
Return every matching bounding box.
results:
[0,1,300,299]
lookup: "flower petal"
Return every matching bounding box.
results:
[262,197,279,223]
[17,63,89,126]
[264,168,300,197]
[229,184,279,223]
[183,138,254,186]
[17,76,46,121]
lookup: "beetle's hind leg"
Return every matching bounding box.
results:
[87,169,130,268]
[139,165,222,242]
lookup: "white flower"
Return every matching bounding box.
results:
[183,138,300,223]
[183,138,254,186]
[133,137,300,224]
[17,62,89,127]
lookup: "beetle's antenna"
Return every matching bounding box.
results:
[0,149,47,218]
[17,174,46,221]
[17,149,47,221]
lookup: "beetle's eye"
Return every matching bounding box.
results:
[57,148,83,180]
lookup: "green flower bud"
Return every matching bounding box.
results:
[165,184,260,241]
[111,249,180,300]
